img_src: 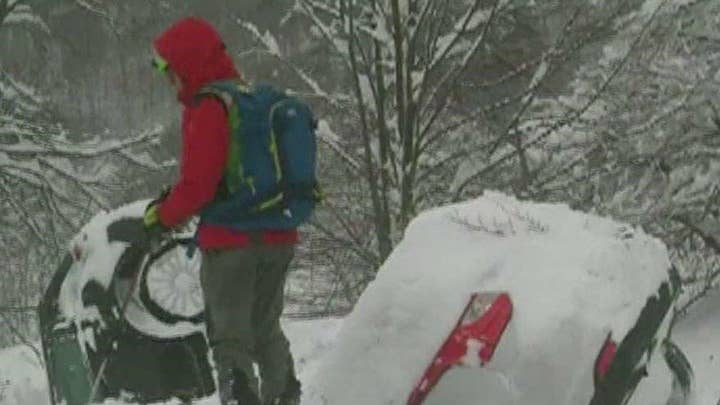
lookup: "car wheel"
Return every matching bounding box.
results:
[139,238,205,325]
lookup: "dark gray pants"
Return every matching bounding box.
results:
[200,244,295,403]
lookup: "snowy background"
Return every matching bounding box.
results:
[2,0,720,404]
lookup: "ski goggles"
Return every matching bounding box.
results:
[151,54,169,73]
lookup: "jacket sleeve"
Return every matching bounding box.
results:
[158,97,229,227]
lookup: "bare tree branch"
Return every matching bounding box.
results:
[452,0,671,201]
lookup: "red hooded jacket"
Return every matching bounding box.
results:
[153,17,298,249]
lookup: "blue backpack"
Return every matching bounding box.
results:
[196,80,321,230]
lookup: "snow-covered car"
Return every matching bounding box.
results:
[303,192,693,405]
[38,201,214,405]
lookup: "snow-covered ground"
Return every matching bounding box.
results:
[0,344,48,405]
[2,192,718,404]
[0,317,343,405]
[674,290,720,405]
[1,309,718,405]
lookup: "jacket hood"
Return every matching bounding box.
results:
[154,17,240,104]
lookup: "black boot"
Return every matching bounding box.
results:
[265,369,301,405]
[232,369,262,405]
[280,372,301,405]
[216,367,261,405]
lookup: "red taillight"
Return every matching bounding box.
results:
[594,333,617,385]
[407,292,513,405]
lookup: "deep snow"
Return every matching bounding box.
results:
[2,310,718,404]
[0,318,343,405]
[674,290,720,405]
[2,192,718,404]
[303,191,674,405]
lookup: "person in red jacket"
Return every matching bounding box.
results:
[144,17,301,405]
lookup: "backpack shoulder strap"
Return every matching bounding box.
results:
[194,81,251,197]
[194,80,251,110]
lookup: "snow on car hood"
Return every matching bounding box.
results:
[58,201,148,321]
[58,200,203,340]
[304,191,672,405]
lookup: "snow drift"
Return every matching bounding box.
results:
[304,191,673,405]
[0,318,343,405]
[675,290,720,405]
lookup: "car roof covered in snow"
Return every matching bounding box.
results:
[304,191,671,405]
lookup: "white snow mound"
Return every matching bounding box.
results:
[674,290,720,405]
[304,191,671,405]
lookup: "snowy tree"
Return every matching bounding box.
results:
[237,0,671,280]
[0,0,48,31]
[517,0,720,310]
[0,0,169,343]
[0,1,168,247]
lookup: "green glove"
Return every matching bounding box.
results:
[144,203,161,229]
[144,186,171,231]
[143,203,170,247]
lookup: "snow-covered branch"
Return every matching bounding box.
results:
[73,0,111,21]
[316,119,362,172]
[451,0,670,201]
[235,19,348,108]
[417,0,500,144]
[0,126,163,158]
[1,1,49,33]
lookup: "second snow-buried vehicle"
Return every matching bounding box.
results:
[304,192,693,405]
[38,201,214,405]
